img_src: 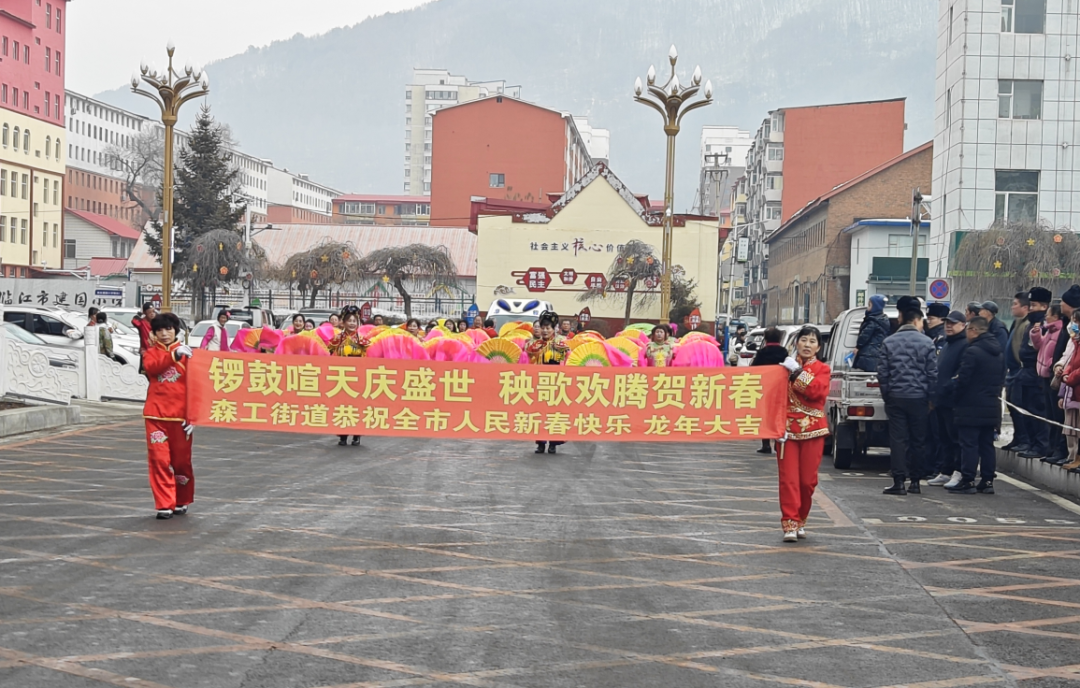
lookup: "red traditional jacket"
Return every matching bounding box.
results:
[786,357,831,440]
[143,340,187,422]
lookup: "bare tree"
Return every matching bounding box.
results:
[104,128,164,225]
[357,244,459,318]
[174,228,267,319]
[280,241,364,308]
[578,239,664,327]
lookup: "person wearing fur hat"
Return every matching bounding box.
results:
[1012,287,1052,458]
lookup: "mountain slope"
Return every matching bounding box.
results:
[97,0,938,208]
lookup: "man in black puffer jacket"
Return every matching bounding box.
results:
[926,311,969,488]
[948,317,1006,494]
[878,298,938,495]
[751,327,790,454]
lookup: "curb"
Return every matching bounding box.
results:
[0,404,82,438]
[998,449,1080,500]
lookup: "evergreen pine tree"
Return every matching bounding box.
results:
[143,105,246,264]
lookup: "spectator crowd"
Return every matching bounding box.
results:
[852,286,1080,496]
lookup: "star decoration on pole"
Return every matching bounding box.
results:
[994,260,1002,269]
[1027,238,1036,246]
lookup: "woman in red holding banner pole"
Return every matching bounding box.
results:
[776,325,830,543]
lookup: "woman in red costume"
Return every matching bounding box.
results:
[526,311,571,454]
[142,313,195,519]
[329,306,370,446]
[776,325,831,542]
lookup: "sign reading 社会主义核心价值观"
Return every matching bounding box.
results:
[188,352,789,442]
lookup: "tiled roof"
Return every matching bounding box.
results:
[127,225,477,277]
[66,209,143,240]
[83,257,131,277]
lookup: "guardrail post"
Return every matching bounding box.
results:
[83,325,100,402]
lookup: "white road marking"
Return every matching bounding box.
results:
[996,474,1080,516]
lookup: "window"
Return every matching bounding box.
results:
[44,135,50,158]
[1002,0,1045,33]
[41,179,48,204]
[23,44,28,64]
[771,112,785,133]
[405,89,412,99]
[489,173,505,188]
[765,203,782,220]
[54,50,60,76]
[767,144,784,161]
[995,170,1039,223]
[945,88,952,128]
[22,129,28,152]
[52,224,58,248]
[33,314,67,336]
[1,84,5,104]
[9,217,15,243]
[46,3,52,28]
[766,173,783,190]
[53,180,58,203]
[20,219,27,244]
[13,41,18,62]
[999,80,1042,119]
[21,173,28,199]
[888,234,927,258]
[1,37,6,55]
[44,92,50,118]
[1,124,5,147]
[63,239,75,259]
[55,94,59,120]
[56,7,61,32]
[948,5,954,42]
[0,170,5,195]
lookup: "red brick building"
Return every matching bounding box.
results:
[763,141,932,325]
[430,96,595,226]
[780,99,907,223]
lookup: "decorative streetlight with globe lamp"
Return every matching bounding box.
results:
[634,45,713,324]
[130,42,209,312]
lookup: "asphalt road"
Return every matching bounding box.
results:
[2,423,1080,688]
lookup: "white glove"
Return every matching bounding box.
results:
[183,422,194,439]
[776,432,789,444]
[781,357,800,373]
[174,345,194,360]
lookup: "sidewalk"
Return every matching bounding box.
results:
[995,422,1080,500]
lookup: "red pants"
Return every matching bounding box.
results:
[145,419,194,511]
[776,437,824,529]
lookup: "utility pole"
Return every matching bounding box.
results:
[910,188,923,298]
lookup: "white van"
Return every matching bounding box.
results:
[485,298,555,332]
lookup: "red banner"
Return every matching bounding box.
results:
[188,351,789,442]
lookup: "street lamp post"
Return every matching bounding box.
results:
[131,42,209,313]
[634,45,713,324]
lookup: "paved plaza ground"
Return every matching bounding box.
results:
[2,421,1080,688]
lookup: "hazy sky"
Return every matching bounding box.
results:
[67,0,429,95]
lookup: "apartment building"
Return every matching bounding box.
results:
[332,195,431,226]
[928,0,1080,278]
[0,0,69,276]
[404,68,521,195]
[741,98,907,317]
[266,167,339,224]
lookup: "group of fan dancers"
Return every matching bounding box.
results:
[141,307,829,541]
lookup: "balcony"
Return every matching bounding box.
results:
[764,187,782,203]
[764,158,783,174]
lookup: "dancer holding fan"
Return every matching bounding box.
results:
[526,311,571,454]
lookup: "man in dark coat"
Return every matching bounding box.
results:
[1015,287,1051,459]
[927,311,969,488]
[854,294,890,372]
[978,301,1010,354]
[948,317,1006,494]
[1003,293,1032,453]
[878,298,938,495]
[751,327,790,454]
[926,302,949,352]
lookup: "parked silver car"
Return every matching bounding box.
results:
[1,323,80,369]
[3,306,139,367]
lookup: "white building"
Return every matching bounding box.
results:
[66,91,150,179]
[700,125,752,169]
[845,219,931,306]
[404,68,521,194]
[267,167,340,223]
[929,0,1080,277]
[573,116,610,165]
